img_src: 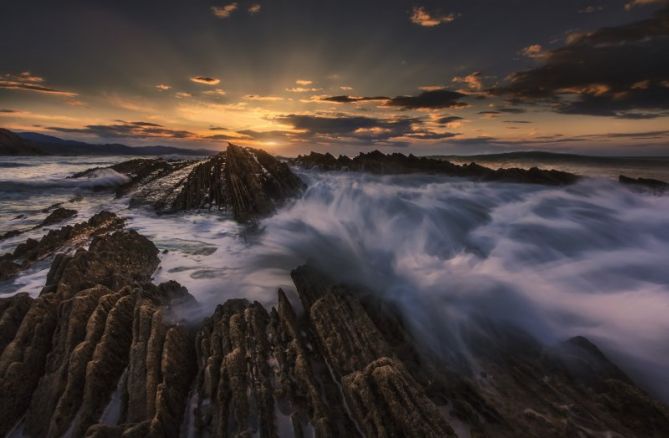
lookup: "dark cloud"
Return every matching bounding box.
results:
[504,120,532,124]
[274,113,425,145]
[321,95,389,103]
[190,76,220,85]
[436,116,463,124]
[0,109,17,113]
[493,5,669,118]
[0,72,76,96]
[320,89,469,110]
[405,131,458,140]
[386,89,468,109]
[48,121,196,139]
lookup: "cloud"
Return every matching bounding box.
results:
[452,72,482,90]
[320,88,468,110]
[410,6,457,27]
[191,76,221,85]
[248,3,261,14]
[0,109,17,113]
[579,5,604,13]
[211,3,238,18]
[203,88,227,97]
[286,86,321,93]
[520,44,546,60]
[274,113,422,144]
[419,85,446,91]
[175,92,192,99]
[625,0,666,11]
[0,72,77,97]
[340,86,353,91]
[155,84,171,91]
[47,120,196,139]
[493,5,669,118]
[295,79,313,86]
[504,120,532,124]
[386,88,468,109]
[243,94,283,101]
[320,95,389,103]
[436,115,463,124]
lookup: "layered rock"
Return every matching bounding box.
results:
[71,144,304,221]
[1,230,668,437]
[0,210,124,281]
[619,174,668,193]
[292,150,580,185]
[0,207,78,241]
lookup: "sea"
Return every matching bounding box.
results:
[1,153,668,402]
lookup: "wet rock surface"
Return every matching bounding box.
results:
[0,219,667,437]
[292,150,580,185]
[619,174,668,193]
[72,144,304,221]
[0,211,124,281]
[0,207,78,241]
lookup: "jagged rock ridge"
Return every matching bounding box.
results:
[72,144,305,221]
[1,215,667,437]
[292,150,580,185]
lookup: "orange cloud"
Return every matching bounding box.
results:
[410,7,457,27]
[0,72,77,97]
[248,3,261,14]
[191,76,221,85]
[520,44,546,60]
[452,72,482,91]
[211,3,238,18]
[155,84,171,91]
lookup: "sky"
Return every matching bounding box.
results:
[0,0,668,156]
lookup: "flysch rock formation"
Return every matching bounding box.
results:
[0,211,124,281]
[1,213,668,437]
[292,150,580,185]
[0,207,79,241]
[71,144,305,222]
[619,174,668,193]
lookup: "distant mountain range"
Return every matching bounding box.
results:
[0,128,218,156]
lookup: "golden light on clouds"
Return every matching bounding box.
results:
[190,76,221,85]
[410,7,457,27]
[211,3,238,18]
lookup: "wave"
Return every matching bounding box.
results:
[145,171,669,401]
[0,168,129,193]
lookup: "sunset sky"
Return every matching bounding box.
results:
[1,0,668,155]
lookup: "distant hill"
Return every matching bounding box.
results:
[0,128,218,156]
[0,128,46,155]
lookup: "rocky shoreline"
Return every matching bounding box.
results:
[0,210,668,437]
[71,144,304,222]
[1,146,668,437]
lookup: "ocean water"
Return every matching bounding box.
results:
[1,155,668,402]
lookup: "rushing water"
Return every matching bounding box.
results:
[1,155,668,402]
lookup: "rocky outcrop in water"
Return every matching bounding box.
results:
[72,144,305,221]
[292,150,580,185]
[1,220,668,437]
[619,174,668,193]
[0,207,78,241]
[0,211,123,281]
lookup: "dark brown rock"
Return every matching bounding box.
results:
[41,207,77,226]
[619,174,668,193]
[343,357,455,437]
[293,150,580,185]
[72,144,304,221]
[0,210,125,282]
[0,292,33,355]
